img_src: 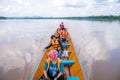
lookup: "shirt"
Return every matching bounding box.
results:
[60,24,64,29]
[44,61,64,77]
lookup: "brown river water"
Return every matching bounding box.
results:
[0,19,120,80]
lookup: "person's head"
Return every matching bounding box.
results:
[61,22,63,24]
[51,35,56,40]
[48,49,58,60]
[55,35,59,40]
[64,28,67,31]
[61,28,66,32]
[57,28,60,32]
[63,28,65,31]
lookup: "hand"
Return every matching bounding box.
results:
[45,77,50,80]
[54,77,57,80]
[43,49,46,52]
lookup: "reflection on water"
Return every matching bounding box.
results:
[0,20,120,80]
[67,20,120,80]
[0,20,57,80]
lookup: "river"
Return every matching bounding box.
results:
[0,19,120,80]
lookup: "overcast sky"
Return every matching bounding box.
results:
[0,0,120,17]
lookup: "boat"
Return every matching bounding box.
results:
[30,28,85,80]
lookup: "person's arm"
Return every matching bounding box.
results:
[55,72,63,78]
[67,32,70,40]
[44,42,52,49]
[58,40,63,50]
[44,71,49,79]
[54,72,63,80]
[44,61,49,79]
[63,24,65,28]
[54,62,64,80]
[60,31,62,38]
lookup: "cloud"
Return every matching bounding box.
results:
[14,0,23,4]
[117,0,120,2]
[63,4,87,8]
[0,0,120,16]
[52,0,89,8]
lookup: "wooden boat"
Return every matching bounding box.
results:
[30,29,85,80]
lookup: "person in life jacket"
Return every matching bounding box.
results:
[62,47,69,58]
[60,28,69,43]
[54,28,61,41]
[44,49,64,80]
[59,22,64,30]
[44,35,63,58]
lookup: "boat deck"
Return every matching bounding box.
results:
[31,29,85,80]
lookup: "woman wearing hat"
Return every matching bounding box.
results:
[43,49,64,80]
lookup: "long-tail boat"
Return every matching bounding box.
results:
[30,28,85,80]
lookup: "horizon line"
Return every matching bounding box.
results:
[0,15,120,18]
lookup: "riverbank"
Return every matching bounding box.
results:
[0,16,120,21]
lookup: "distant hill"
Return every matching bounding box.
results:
[0,16,120,21]
[0,16,7,19]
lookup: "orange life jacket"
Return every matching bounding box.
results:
[51,39,61,50]
[54,32,60,38]
[46,58,62,71]
[60,31,68,38]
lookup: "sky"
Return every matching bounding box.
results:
[0,0,120,17]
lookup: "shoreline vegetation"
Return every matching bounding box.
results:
[0,15,120,21]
